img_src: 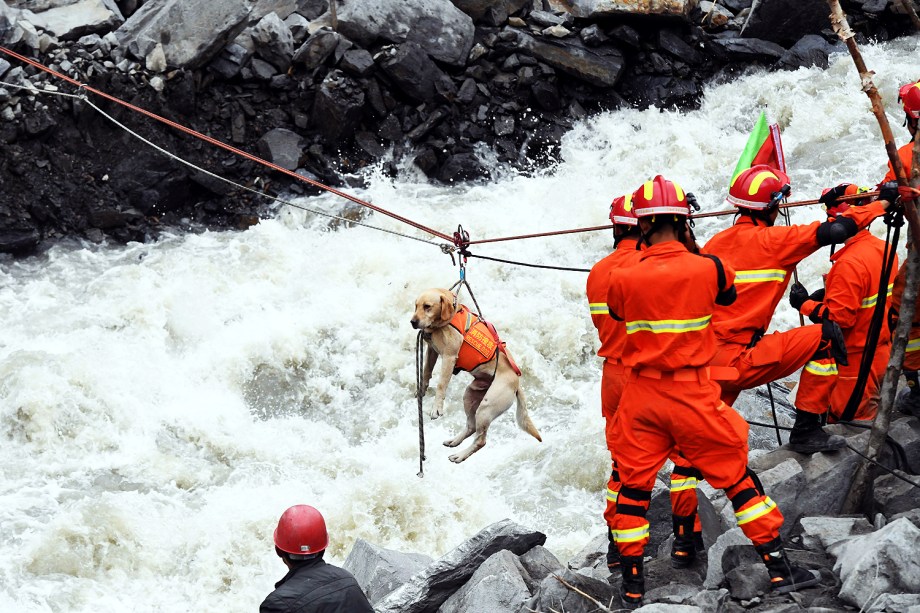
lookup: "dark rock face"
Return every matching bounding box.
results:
[0,0,916,254]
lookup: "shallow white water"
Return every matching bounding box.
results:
[0,34,917,612]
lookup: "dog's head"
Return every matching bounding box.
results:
[411,288,456,331]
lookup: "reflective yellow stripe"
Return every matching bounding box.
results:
[734,269,787,284]
[606,488,618,502]
[626,315,711,334]
[590,303,609,315]
[670,476,699,492]
[612,523,650,543]
[907,337,920,353]
[805,360,838,376]
[735,497,777,525]
[861,283,894,308]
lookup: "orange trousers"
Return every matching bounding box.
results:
[602,361,701,532]
[611,370,783,558]
[797,343,890,421]
[713,325,824,406]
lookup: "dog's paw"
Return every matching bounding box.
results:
[448,453,465,463]
[443,438,460,448]
[428,407,444,420]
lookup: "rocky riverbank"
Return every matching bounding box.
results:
[0,0,917,255]
[342,417,920,612]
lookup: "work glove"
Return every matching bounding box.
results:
[878,181,900,207]
[900,185,920,202]
[809,287,825,303]
[789,282,809,311]
[819,183,853,208]
[822,317,848,366]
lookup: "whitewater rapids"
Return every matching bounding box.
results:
[0,34,917,612]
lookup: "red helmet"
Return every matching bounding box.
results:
[631,176,690,218]
[273,505,329,556]
[820,183,870,217]
[899,80,920,119]
[609,193,638,226]
[727,165,791,210]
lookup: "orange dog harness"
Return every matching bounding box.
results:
[448,305,521,376]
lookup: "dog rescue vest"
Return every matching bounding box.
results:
[449,305,521,376]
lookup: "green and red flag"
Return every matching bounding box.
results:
[731,110,786,182]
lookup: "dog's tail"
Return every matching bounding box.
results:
[515,386,542,442]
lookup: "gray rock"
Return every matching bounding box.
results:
[659,29,701,64]
[373,519,545,613]
[209,42,253,79]
[725,563,771,600]
[634,605,701,613]
[519,545,564,588]
[800,516,874,551]
[566,531,607,573]
[691,588,730,611]
[889,416,920,475]
[874,470,920,517]
[437,152,484,184]
[703,527,761,589]
[709,37,786,61]
[249,56,276,79]
[758,458,806,539]
[438,549,532,613]
[777,34,835,70]
[891,508,920,530]
[311,70,364,143]
[116,0,255,69]
[379,41,448,103]
[256,127,303,170]
[506,28,623,88]
[867,593,920,612]
[26,0,124,41]
[741,0,828,45]
[448,0,527,22]
[523,568,616,613]
[644,583,700,605]
[0,58,10,79]
[330,0,474,66]
[284,12,309,43]
[700,0,734,27]
[343,539,432,605]
[339,48,374,77]
[292,29,338,69]
[251,11,294,71]
[295,0,327,20]
[831,518,920,610]
[250,0,300,22]
[579,23,607,46]
[529,9,564,26]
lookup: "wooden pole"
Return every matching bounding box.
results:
[826,0,920,246]
[843,131,920,514]
[330,0,338,31]
[827,0,920,513]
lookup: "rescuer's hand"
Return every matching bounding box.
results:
[819,184,853,208]
[809,288,825,303]
[878,181,900,209]
[789,282,809,311]
[822,317,848,366]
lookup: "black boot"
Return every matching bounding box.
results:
[670,515,698,568]
[619,556,644,610]
[897,370,920,417]
[606,529,620,570]
[787,408,846,454]
[755,538,821,594]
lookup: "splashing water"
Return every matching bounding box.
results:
[0,35,917,612]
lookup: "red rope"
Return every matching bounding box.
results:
[0,46,455,242]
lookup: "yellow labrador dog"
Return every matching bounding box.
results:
[410,288,542,463]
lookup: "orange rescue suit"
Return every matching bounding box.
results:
[606,241,783,559]
[586,237,644,531]
[795,231,897,421]
[702,204,887,405]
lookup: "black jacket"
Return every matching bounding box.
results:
[259,558,374,613]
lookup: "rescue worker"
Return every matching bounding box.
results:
[607,176,819,610]
[884,79,920,414]
[586,193,643,571]
[790,187,899,422]
[702,165,893,453]
[260,505,374,613]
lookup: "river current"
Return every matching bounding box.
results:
[1,34,918,612]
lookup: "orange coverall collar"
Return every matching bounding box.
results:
[639,240,689,262]
[830,229,872,262]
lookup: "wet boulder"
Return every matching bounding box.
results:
[256,127,303,170]
[25,0,124,40]
[448,0,527,22]
[741,0,829,46]
[831,518,920,610]
[518,545,564,585]
[505,29,624,88]
[372,519,545,613]
[116,0,255,69]
[292,28,339,70]
[250,11,294,72]
[777,34,836,70]
[378,41,448,103]
[343,539,433,604]
[311,70,365,143]
[330,0,474,66]
[709,36,786,62]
